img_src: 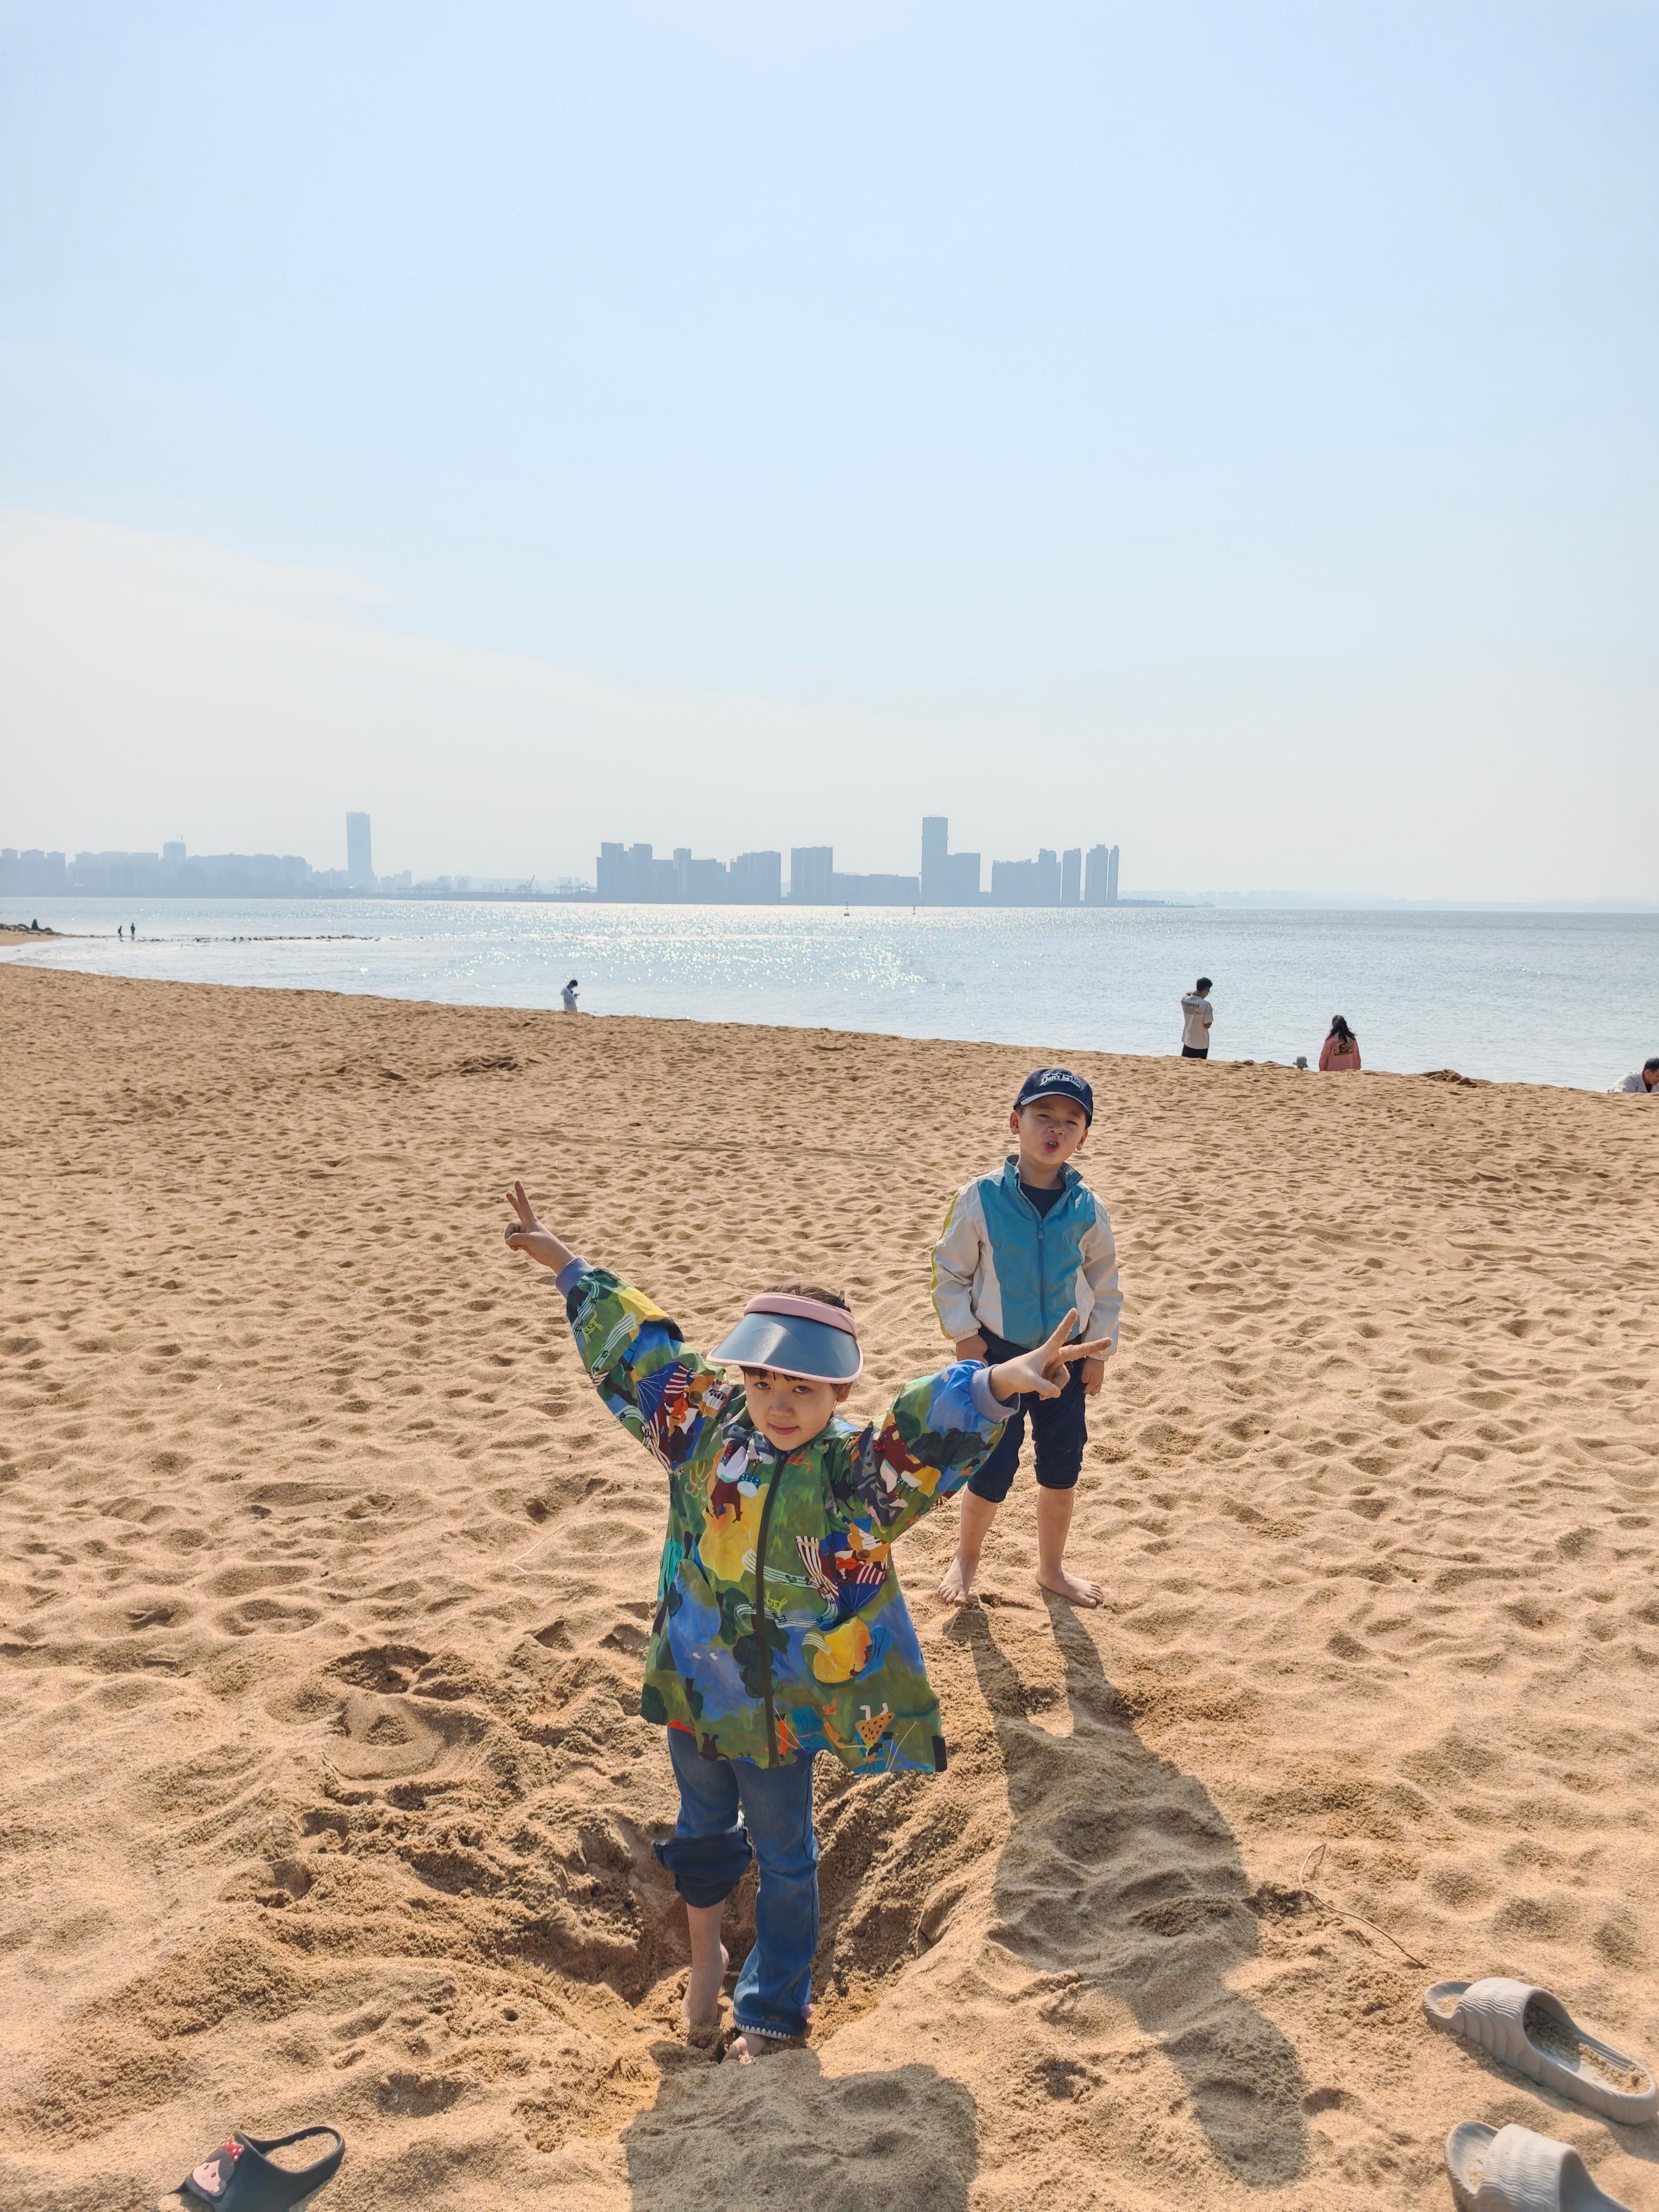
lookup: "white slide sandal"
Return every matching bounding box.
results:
[1446,2122,1632,2212]
[1425,1979,1658,2126]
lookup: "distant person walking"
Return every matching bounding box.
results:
[561,978,580,1014]
[1614,1057,1659,1095]
[1319,1016,1361,1072]
[1180,978,1213,1059]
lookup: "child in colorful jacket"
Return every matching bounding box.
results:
[930,1066,1122,1609]
[503,1181,1110,2059]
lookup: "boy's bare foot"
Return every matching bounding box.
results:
[1038,1565,1103,1607]
[683,1943,728,2048]
[729,2002,812,2063]
[937,1555,977,1605]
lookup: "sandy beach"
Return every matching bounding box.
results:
[2,961,1656,2212]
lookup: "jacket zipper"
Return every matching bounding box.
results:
[1013,1161,1069,1341]
[752,1447,787,1764]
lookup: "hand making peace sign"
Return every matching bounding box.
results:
[502,1182,578,1276]
[987,1308,1114,1404]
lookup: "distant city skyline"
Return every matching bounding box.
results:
[594,817,1126,906]
[1,813,1126,906]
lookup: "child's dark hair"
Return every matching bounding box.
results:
[764,1279,850,1310]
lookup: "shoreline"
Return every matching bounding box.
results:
[0,953,1645,1101]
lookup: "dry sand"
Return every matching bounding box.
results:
[2,963,1656,2212]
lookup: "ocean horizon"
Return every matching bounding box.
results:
[5,893,1655,1092]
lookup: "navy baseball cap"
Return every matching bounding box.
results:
[1013,1066,1094,1123]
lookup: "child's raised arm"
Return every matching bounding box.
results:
[504,1182,732,1468]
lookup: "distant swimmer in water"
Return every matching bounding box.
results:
[561,978,579,1013]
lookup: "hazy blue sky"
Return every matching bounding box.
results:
[3,1,1655,895]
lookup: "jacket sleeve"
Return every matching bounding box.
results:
[929,1185,983,1340]
[1080,1202,1123,1353]
[1318,1037,1334,1070]
[844,1361,1007,1542]
[563,1267,737,1470]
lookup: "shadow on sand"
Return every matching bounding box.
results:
[960,1599,1308,2188]
[623,2050,977,2212]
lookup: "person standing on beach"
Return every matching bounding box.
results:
[1319,1016,1361,1071]
[561,978,579,1013]
[1615,1058,1659,1094]
[1180,978,1214,1059]
[502,1179,1107,2058]
[930,1068,1122,1609]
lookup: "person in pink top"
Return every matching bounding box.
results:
[1319,1015,1361,1071]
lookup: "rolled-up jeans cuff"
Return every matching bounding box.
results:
[733,2014,807,2041]
[653,1826,753,1909]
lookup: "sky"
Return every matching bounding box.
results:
[3,0,1655,898]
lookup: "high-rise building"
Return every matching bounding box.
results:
[1084,844,1110,905]
[790,846,834,902]
[346,812,374,891]
[729,851,782,902]
[917,816,983,905]
[920,815,949,902]
[990,848,1062,906]
[163,840,186,866]
[1061,848,1082,906]
[597,842,629,900]
[944,850,980,901]
[1107,845,1120,903]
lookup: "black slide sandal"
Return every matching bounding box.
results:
[160,2126,345,2210]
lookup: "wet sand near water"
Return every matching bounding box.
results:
[1,964,1656,2210]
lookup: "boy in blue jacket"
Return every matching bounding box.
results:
[930,1067,1122,1607]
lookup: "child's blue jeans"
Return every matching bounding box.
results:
[655,1725,819,2042]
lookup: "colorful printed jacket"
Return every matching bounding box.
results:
[931,1156,1122,1352]
[560,1266,1008,1774]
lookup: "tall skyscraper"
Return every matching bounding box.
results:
[346,811,374,891]
[1083,844,1110,906]
[1061,848,1082,906]
[920,815,949,902]
[1107,845,1121,903]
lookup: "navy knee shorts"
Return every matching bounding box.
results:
[968,1329,1089,1503]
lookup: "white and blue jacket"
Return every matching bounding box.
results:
[931,1157,1122,1353]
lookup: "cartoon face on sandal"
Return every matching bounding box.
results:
[190,2142,241,2196]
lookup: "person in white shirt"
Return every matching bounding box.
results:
[1615,1057,1658,1094]
[561,978,580,1014]
[1180,977,1213,1060]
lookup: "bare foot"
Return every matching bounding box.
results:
[1038,1566,1103,1607]
[683,1943,728,2047]
[937,1555,978,1605]
[729,2002,812,2063]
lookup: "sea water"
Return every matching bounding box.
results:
[3,895,1654,1091]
